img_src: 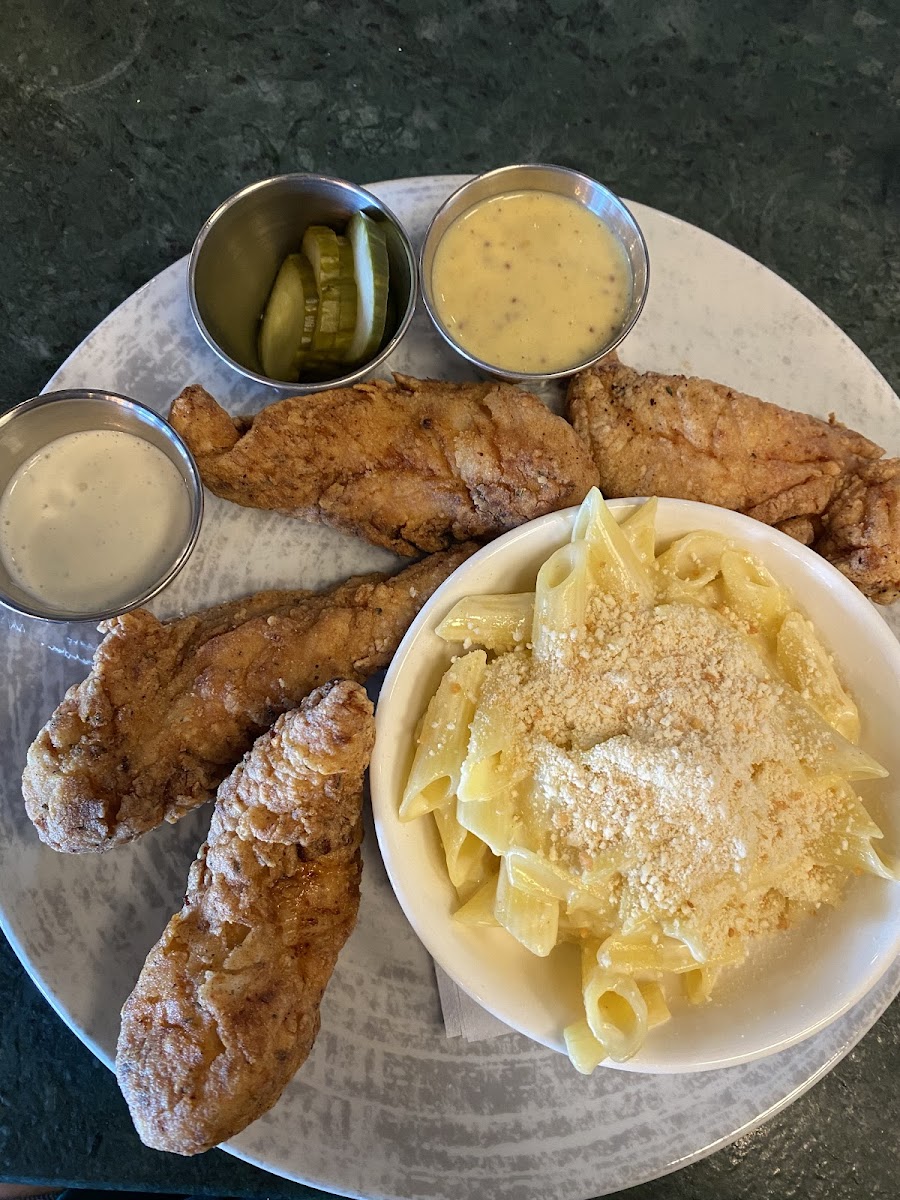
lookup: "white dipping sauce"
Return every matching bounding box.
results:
[0,429,192,612]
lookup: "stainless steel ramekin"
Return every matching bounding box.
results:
[188,173,418,394]
[0,389,203,622]
[420,163,650,384]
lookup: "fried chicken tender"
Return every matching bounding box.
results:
[116,679,373,1155]
[815,459,900,605]
[24,547,474,853]
[169,374,597,556]
[567,358,900,603]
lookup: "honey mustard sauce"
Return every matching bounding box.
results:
[431,189,631,373]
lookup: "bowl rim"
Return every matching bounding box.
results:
[419,162,651,383]
[187,172,419,394]
[0,389,204,624]
[371,497,900,1073]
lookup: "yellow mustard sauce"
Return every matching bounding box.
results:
[431,189,631,373]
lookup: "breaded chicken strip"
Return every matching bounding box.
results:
[116,679,373,1155]
[567,358,900,603]
[24,546,473,853]
[169,374,597,556]
[815,459,900,605]
[567,357,881,521]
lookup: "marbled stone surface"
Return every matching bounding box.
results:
[1,1,899,1197]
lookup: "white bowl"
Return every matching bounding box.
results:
[371,498,900,1073]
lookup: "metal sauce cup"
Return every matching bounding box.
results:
[188,173,418,394]
[420,163,650,383]
[0,390,203,622]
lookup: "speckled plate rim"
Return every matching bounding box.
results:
[4,904,899,1198]
[0,173,897,1200]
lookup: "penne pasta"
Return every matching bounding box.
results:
[572,488,655,603]
[597,930,700,976]
[436,592,535,652]
[433,800,493,894]
[618,496,659,566]
[505,846,616,912]
[452,870,502,926]
[782,695,887,782]
[531,541,590,659]
[776,611,860,743]
[720,549,788,637]
[458,677,531,852]
[682,965,721,1005]
[494,856,559,957]
[400,650,486,821]
[563,1017,607,1075]
[583,965,648,1062]
[832,783,884,840]
[638,979,672,1029]
[400,488,895,1074]
[813,833,900,881]
[656,530,730,589]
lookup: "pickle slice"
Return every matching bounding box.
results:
[383,289,397,341]
[301,225,343,290]
[302,226,358,358]
[345,212,390,365]
[257,253,319,382]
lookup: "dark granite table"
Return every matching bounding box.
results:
[2,1,899,1196]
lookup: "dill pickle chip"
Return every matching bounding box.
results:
[301,225,344,291]
[345,212,390,365]
[302,227,358,361]
[257,253,319,382]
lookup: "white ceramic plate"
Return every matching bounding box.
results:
[0,176,898,1200]
[372,499,900,1072]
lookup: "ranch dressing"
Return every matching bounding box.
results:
[431,189,631,373]
[0,429,192,612]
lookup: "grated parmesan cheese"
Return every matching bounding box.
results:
[480,594,849,961]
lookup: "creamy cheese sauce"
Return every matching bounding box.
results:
[0,429,192,611]
[431,189,631,373]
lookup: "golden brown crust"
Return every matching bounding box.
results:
[814,458,900,604]
[566,357,882,518]
[116,679,374,1155]
[23,546,475,852]
[566,357,899,603]
[169,375,598,556]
